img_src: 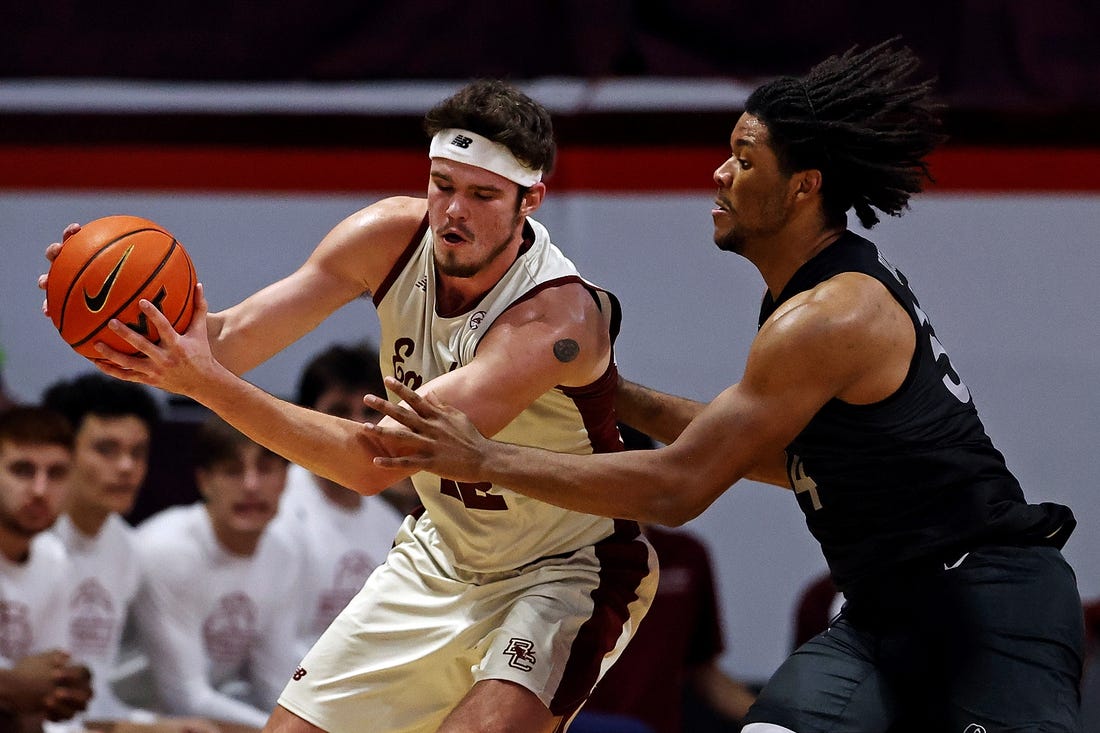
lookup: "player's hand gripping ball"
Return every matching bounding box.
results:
[46,215,197,360]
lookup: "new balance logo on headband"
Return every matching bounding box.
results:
[450,135,474,149]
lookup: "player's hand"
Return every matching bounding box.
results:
[364,377,491,483]
[92,283,221,399]
[38,223,82,316]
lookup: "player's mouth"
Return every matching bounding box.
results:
[232,501,271,516]
[439,223,474,245]
[712,197,732,216]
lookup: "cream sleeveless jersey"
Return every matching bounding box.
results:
[373,215,626,574]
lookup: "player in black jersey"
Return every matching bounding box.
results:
[367,41,1085,732]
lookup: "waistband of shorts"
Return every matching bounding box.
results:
[843,539,1063,602]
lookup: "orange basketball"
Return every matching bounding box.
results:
[46,215,197,361]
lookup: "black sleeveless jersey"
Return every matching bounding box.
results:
[759,231,1075,593]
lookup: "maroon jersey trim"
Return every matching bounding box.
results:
[372,213,429,306]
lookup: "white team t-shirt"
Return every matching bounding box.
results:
[51,512,151,721]
[133,503,303,728]
[0,532,71,664]
[272,464,404,658]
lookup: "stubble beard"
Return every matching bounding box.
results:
[714,192,792,256]
[714,229,745,254]
[434,212,522,279]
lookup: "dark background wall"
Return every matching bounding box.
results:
[2,0,1100,147]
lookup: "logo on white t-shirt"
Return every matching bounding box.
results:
[70,577,116,658]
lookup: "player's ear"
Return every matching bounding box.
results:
[519,182,546,216]
[792,168,823,199]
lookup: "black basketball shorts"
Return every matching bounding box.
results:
[744,545,1084,732]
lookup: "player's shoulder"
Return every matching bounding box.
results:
[341,196,428,243]
[485,280,611,384]
[765,271,894,344]
[498,278,605,330]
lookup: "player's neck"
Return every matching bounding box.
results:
[65,501,111,538]
[206,512,263,557]
[435,236,523,316]
[756,224,845,298]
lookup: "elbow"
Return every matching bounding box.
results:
[343,468,409,497]
[637,469,725,527]
[341,474,387,496]
[650,501,703,528]
[635,492,703,527]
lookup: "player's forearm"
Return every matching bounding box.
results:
[192,366,407,494]
[615,377,705,445]
[205,306,302,376]
[480,441,711,525]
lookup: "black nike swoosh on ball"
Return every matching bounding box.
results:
[83,244,135,312]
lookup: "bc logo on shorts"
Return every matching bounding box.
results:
[963,725,986,733]
[504,638,536,671]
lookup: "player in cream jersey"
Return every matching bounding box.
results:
[59,80,657,733]
[277,92,656,732]
[375,214,624,572]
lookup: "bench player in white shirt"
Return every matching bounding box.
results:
[133,415,300,729]
[44,373,222,733]
[0,406,92,728]
[48,80,658,733]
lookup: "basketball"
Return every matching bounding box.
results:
[46,215,197,360]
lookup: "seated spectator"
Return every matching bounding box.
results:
[275,341,407,658]
[573,426,756,733]
[132,415,300,730]
[44,374,221,733]
[0,406,92,729]
[292,340,418,515]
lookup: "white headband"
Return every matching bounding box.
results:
[429,128,543,187]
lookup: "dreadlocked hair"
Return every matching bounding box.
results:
[744,39,947,229]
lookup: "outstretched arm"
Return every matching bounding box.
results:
[366,274,915,523]
[92,274,615,497]
[616,377,789,488]
[92,286,412,494]
[368,375,785,524]
[39,197,424,376]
